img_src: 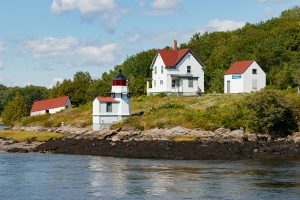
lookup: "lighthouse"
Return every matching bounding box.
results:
[92,70,132,131]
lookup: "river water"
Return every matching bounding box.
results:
[0,152,299,200]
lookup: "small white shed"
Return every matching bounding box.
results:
[30,96,71,116]
[224,60,266,93]
[92,71,131,131]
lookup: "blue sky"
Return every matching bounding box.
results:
[0,0,298,87]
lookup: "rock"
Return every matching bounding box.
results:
[292,132,300,143]
[7,147,29,153]
[257,134,269,141]
[166,126,190,135]
[245,132,257,142]
[224,130,245,142]
[215,128,231,136]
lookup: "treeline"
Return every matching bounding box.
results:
[1,7,300,120]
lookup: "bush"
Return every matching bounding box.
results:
[246,90,298,136]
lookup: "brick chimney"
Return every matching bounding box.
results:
[174,40,177,50]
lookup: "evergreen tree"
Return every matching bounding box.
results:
[1,93,27,125]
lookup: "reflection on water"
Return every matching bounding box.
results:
[0,152,300,200]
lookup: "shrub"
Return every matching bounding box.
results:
[246,90,298,136]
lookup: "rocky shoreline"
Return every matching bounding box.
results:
[1,125,300,160]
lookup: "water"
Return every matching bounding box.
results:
[0,124,4,130]
[0,152,299,200]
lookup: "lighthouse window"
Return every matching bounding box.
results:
[161,66,163,74]
[154,66,157,74]
[106,102,112,112]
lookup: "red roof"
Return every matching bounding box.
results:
[96,97,119,103]
[224,60,254,75]
[31,96,69,112]
[159,48,190,67]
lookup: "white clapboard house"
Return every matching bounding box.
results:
[30,96,71,116]
[224,60,266,93]
[146,40,205,96]
[92,71,131,131]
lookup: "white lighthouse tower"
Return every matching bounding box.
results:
[92,70,132,131]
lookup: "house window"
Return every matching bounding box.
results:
[46,110,49,114]
[252,69,257,74]
[153,80,156,87]
[187,66,191,73]
[106,102,112,112]
[188,78,193,87]
[161,66,163,74]
[172,80,176,88]
[154,66,157,74]
[160,80,163,85]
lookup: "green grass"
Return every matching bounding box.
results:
[0,130,64,142]
[114,90,300,133]
[17,90,300,133]
[20,103,92,128]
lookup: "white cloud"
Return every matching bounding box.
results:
[207,19,245,32]
[25,37,78,58]
[150,19,246,46]
[152,0,181,9]
[50,0,126,33]
[143,0,182,16]
[75,43,119,65]
[126,33,141,44]
[25,37,121,67]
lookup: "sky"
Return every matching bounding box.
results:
[0,0,298,88]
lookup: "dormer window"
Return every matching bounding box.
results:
[252,69,257,74]
[187,66,191,73]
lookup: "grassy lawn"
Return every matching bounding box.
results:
[0,130,64,142]
[113,93,251,130]
[15,90,300,132]
[20,103,92,128]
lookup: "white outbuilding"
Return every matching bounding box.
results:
[30,96,71,116]
[146,40,205,96]
[92,71,131,131]
[224,60,266,93]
